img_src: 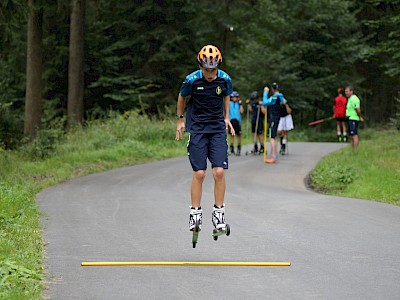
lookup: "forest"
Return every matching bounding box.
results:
[0,0,399,148]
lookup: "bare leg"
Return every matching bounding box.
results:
[270,138,278,156]
[212,167,225,208]
[257,134,263,144]
[229,134,234,146]
[352,135,359,149]
[336,122,341,133]
[191,170,206,208]
[283,131,288,153]
[341,121,347,134]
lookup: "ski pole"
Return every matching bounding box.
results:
[263,106,268,162]
[246,101,250,141]
[254,104,261,150]
[308,116,334,126]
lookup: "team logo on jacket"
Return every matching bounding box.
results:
[216,86,222,95]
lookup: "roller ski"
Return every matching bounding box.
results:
[245,143,263,156]
[211,205,230,241]
[190,207,202,248]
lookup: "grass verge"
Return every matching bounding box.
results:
[0,111,186,299]
[310,129,400,205]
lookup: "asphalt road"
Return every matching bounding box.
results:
[38,142,400,300]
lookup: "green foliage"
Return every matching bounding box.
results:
[0,2,27,148]
[0,102,24,149]
[84,0,195,113]
[0,259,43,296]
[0,111,188,298]
[389,94,400,130]
[19,128,64,160]
[355,0,400,123]
[0,180,43,299]
[1,0,399,148]
[363,0,400,78]
[310,129,400,205]
[311,163,357,191]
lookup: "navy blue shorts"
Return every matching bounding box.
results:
[187,132,228,171]
[251,119,264,135]
[268,117,280,139]
[348,119,359,136]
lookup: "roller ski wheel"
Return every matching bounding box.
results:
[212,224,230,241]
[192,220,200,248]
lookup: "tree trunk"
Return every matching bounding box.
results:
[67,0,85,127]
[24,0,43,139]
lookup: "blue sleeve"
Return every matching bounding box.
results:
[262,91,272,106]
[179,77,192,97]
[179,70,202,97]
[218,70,233,95]
[278,93,285,104]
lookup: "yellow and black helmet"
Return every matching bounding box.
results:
[197,45,222,68]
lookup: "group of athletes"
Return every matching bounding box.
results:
[333,87,364,149]
[227,86,294,162]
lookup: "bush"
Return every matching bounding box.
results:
[311,162,358,192]
[19,129,64,160]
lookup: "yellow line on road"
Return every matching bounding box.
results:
[81,261,291,267]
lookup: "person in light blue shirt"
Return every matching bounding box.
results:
[262,82,286,163]
[228,91,244,155]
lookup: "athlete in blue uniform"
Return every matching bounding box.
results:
[229,91,243,155]
[175,45,234,232]
[262,82,286,163]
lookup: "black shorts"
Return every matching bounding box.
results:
[348,119,359,136]
[335,117,347,122]
[251,119,264,135]
[229,119,241,136]
[268,117,280,139]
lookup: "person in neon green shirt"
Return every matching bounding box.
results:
[345,86,364,149]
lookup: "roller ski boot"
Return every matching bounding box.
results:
[236,144,241,156]
[279,144,286,155]
[245,143,260,155]
[229,144,235,156]
[259,144,264,154]
[211,205,230,241]
[190,207,202,248]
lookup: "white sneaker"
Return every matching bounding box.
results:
[212,205,226,230]
[189,207,202,231]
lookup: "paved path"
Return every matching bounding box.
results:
[38,142,400,299]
